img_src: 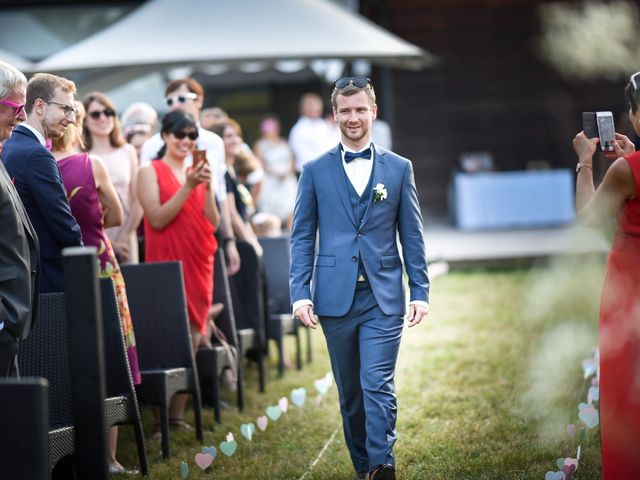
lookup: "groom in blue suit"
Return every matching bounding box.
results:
[290,77,429,480]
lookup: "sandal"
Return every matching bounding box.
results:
[169,418,193,431]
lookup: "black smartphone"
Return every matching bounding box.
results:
[596,111,615,152]
[582,112,598,139]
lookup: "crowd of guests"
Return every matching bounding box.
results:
[0,60,343,475]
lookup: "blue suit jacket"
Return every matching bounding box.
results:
[2,125,82,292]
[289,144,429,317]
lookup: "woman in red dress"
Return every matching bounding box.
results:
[137,110,219,431]
[573,71,640,479]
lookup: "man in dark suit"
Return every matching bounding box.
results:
[2,72,82,293]
[0,61,40,377]
[290,78,429,480]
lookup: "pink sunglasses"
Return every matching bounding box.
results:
[0,99,25,117]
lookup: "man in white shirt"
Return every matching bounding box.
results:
[288,92,339,175]
[139,78,240,274]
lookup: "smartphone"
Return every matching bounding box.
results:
[192,149,207,170]
[582,112,598,139]
[596,111,615,152]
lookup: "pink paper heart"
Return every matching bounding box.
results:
[195,452,213,470]
[279,396,289,413]
[562,463,576,479]
[257,415,268,431]
[564,457,578,469]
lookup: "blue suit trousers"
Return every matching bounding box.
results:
[320,281,403,473]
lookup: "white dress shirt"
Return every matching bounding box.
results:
[20,123,46,146]
[292,142,429,315]
[139,126,227,202]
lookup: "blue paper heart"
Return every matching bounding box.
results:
[180,461,189,479]
[220,440,237,457]
[544,471,565,480]
[291,387,306,407]
[201,446,217,459]
[578,403,599,429]
[240,423,255,441]
[266,405,282,421]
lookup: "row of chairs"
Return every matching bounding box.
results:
[1,234,311,476]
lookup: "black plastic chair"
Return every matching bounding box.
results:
[258,235,308,376]
[99,278,148,475]
[0,377,49,480]
[229,240,267,392]
[197,247,244,421]
[120,261,204,459]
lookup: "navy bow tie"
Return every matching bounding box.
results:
[344,148,372,163]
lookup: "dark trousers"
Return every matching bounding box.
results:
[0,328,18,377]
[319,280,403,473]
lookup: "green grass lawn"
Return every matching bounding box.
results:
[116,254,604,479]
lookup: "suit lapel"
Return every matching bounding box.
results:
[360,144,387,228]
[328,145,358,228]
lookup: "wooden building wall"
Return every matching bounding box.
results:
[362,0,635,216]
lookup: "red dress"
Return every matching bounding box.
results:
[144,160,217,335]
[599,151,640,478]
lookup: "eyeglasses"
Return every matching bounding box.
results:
[631,71,640,92]
[172,130,198,140]
[165,92,198,107]
[0,99,25,118]
[334,77,371,89]
[88,108,115,120]
[45,100,78,119]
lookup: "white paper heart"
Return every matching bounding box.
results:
[257,415,268,431]
[278,396,289,413]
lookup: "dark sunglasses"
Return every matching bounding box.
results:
[172,130,198,140]
[88,108,115,120]
[631,71,640,92]
[334,77,371,89]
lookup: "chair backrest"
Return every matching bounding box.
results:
[229,240,266,344]
[120,261,194,370]
[18,293,73,429]
[0,378,49,480]
[99,278,136,398]
[212,247,240,347]
[258,235,292,314]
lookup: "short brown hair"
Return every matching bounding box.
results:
[330,83,376,109]
[210,117,243,139]
[82,91,125,150]
[165,77,204,98]
[26,73,76,114]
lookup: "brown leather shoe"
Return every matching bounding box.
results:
[369,464,395,480]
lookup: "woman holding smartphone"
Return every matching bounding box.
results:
[573,71,640,479]
[137,110,220,433]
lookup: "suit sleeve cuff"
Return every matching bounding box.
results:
[409,300,429,310]
[292,299,313,316]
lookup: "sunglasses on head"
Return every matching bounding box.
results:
[165,92,198,107]
[631,71,640,92]
[334,77,371,89]
[172,129,198,140]
[0,98,25,117]
[88,108,115,120]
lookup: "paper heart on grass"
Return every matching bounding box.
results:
[220,440,237,457]
[240,423,256,441]
[587,386,599,404]
[201,446,217,459]
[564,457,578,469]
[180,461,189,479]
[544,471,565,480]
[314,378,330,395]
[556,458,565,470]
[266,405,282,421]
[195,453,214,470]
[279,396,289,413]
[291,387,306,407]
[562,463,576,479]
[226,432,235,442]
[582,359,597,379]
[257,415,268,431]
[578,403,599,429]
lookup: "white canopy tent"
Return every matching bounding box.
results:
[35,0,434,75]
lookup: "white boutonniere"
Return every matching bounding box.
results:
[373,183,388,203]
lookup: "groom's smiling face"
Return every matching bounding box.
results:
[333,90,377,149]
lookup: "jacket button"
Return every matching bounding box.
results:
[351,256,357,262]
[357,231,362,237]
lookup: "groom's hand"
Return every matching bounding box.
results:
[406,304,429,328]
[295,305,318,329]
